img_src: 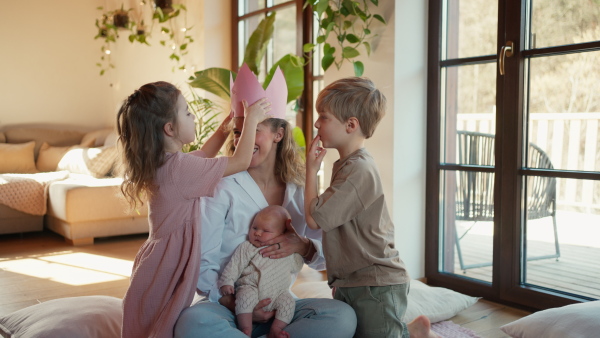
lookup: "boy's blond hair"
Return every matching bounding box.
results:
[315,77,386,138]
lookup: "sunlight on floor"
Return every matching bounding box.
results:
[0,252,133,286]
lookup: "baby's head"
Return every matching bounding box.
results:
[248,205,290,247]
[316,77,386,139]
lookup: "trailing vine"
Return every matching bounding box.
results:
[303,0,386,76]
[94,2,193,75]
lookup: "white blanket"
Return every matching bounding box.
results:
[0,171,69,215]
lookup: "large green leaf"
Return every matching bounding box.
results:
[353,61,364,77]
[342,46,360,58]
[263,54,305,103]
[243,12,276,75]
[188,67,234,101]
[315,0,329,17]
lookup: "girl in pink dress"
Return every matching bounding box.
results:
[116,81,271,338]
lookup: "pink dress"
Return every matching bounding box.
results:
[121,150,228,338]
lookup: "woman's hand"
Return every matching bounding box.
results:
[220,294,275,323]
[260,219,312,259]
[252,298,275,323]
[220,285,235,296]
[218,294,236,312]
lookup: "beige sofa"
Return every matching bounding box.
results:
[0,124,148,245]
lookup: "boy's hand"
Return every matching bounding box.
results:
[220,285,235,296]
[306,135,327,174]
[243,98,272,124]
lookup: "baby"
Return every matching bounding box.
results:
[218,205,304,338]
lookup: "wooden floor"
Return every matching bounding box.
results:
[0,230,530,337]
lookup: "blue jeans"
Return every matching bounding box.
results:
[174,298,357,338]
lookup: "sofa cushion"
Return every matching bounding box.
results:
[36,143,73,172]
[81,128,115,147]
[4,127,86,160]
[57,145,118,178]
[0,141,37,173]
[47,174,148,223]
[36,135,101,172]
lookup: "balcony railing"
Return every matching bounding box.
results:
[457,112,600,214]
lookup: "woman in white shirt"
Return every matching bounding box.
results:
[175,117,357,338]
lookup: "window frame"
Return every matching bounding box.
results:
[426,0,600,311]
[231,0,320,140]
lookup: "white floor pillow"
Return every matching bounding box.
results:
[500,300,600,338]
[0,296,122,338]
[291,279,479,323]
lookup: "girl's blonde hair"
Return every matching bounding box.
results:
[227,118,305,186]
[116,81,181,208]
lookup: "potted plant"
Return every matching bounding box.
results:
[113,5,130,28]
[154,0,173,14]
[94,3,190,75]
[188,0,387,98]
[181,88,221,153]
[189,12,305,104]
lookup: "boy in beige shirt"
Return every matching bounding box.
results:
[304,77,438,338]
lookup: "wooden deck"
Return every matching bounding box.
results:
[452,212,600,299]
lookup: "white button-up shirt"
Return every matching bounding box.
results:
[197,171,325,303]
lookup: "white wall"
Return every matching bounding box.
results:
[321,0,428,278]
[0,0,231,128]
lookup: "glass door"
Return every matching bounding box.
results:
[519,0,600,302]
[426,0,600,309]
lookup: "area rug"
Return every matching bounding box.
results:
[431,320,482,338]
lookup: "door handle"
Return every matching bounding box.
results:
[499,41,514,76]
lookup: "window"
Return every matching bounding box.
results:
[426,0,600,310]
[232,0,323,140]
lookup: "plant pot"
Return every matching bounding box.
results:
[154,0,173,13]
[113,11,129,28]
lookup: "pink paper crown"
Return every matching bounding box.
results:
[230,63,287,119]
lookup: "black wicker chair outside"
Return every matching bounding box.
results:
[454,130,560,272]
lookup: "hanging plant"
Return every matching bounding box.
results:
[94,2,192,75]
[154,0,173,14]
[94,9,120,75]
[153,4,193,72]
[303,0,386,76]
[113,5,130,28]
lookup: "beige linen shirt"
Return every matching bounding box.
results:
[310,148,409,288]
